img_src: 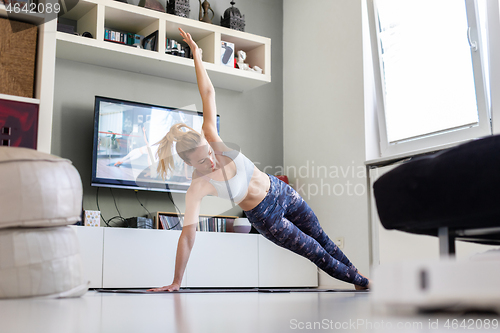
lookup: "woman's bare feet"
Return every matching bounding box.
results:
[355,273,372,290]
[355,283,370,290]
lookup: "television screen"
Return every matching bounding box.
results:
[91,96,219,193]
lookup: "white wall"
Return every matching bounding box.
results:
[283,0,370,288]
[52,0,284,221]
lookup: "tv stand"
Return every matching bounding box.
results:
[72,226,318,289]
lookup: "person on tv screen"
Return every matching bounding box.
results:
[148,28,371,292]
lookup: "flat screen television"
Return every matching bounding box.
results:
[91,96,219,193]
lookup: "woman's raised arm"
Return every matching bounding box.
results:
[179,28,220,143]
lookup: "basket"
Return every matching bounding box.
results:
[0,18,38,98]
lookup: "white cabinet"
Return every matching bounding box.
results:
[101,228,185,288]
[258,236,318,288]
[185,232,259,287]
[73,226,318,288]
[71,225,104,288]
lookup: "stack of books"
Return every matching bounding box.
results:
[197,217,235,232]
[158,215,182,230]
[105,29,142,47]
[158,215,236,232]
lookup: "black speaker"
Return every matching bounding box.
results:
[125,217,153,229]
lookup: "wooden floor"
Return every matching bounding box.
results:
[1,290,498,333]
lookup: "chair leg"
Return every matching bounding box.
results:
[438,227,456,258]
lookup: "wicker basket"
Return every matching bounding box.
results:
[0,18,38,98]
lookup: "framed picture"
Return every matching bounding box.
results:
[142,31,158,51]
[0,98,39,149]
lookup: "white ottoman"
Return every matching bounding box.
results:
[0,147,87,298]
[0,147,82,228]
[0,227,88,298]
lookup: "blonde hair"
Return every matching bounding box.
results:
[155,123,202,179]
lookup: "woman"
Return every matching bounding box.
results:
[149,28,371,292]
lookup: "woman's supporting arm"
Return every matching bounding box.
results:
[171,224,197,287]
[147,224,196,292]
[148,186,202,292]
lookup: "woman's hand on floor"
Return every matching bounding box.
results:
[148,283,180,292]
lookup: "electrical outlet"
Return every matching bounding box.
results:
[334,237,344,249]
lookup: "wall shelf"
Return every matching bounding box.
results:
[0,93,40,105]
[55,32,269,91]
[2,0,271,151]
[56,0,271,92]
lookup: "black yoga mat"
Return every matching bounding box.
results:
[94,288,369,294]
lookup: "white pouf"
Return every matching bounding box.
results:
[0,147,83,229]
[0,226,88,298]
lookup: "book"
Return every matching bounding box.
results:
[158,215,168,229]
[134,34,142,47]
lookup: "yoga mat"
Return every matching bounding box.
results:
[94,288,369,294]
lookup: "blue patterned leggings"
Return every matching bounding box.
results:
[244,175,369,287]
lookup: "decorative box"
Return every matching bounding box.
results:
[84,210,100,227]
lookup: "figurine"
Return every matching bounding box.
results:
[199,0,215,24]
[236,50,250,71]
[236,50,262,73]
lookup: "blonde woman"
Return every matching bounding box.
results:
[149,29,371,292]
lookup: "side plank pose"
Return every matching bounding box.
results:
[149,28,372,292]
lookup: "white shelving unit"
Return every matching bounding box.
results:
[2,0,271,153]
[55,0,271,91]
[1,5,57,153]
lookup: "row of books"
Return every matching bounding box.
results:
[197,217,235,232]
[158,215,235,232]
[158,215,182,231]
[103,30,190,57]
[104,29,142,47]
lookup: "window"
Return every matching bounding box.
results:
[370,0,491,157]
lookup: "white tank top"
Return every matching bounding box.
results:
[202,150,254,203]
